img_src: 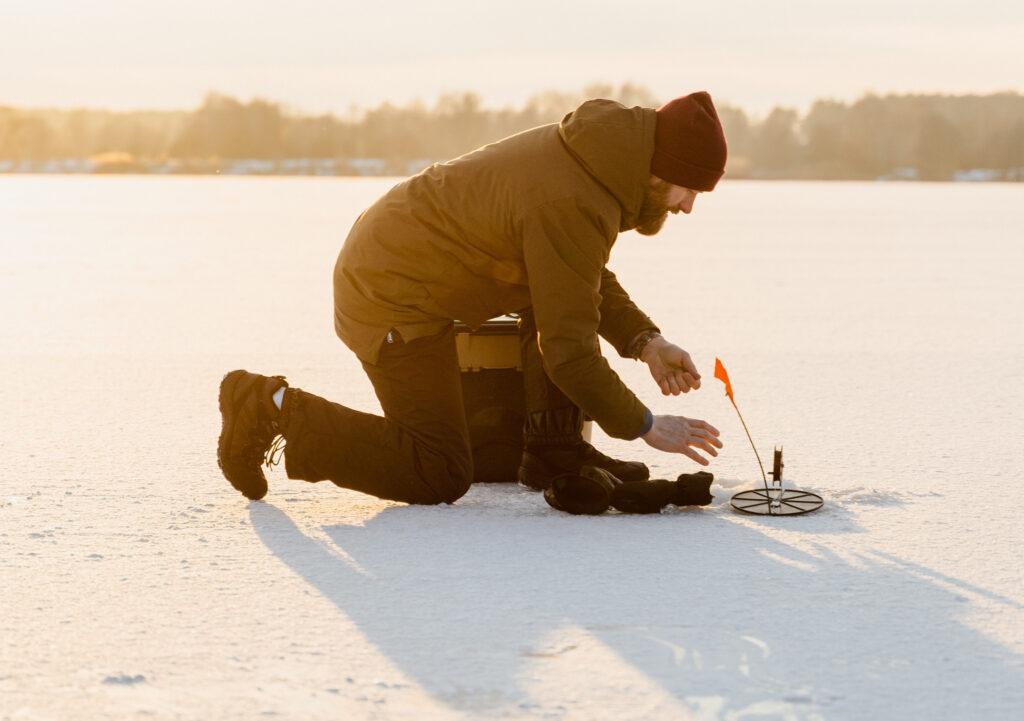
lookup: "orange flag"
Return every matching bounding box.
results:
[714,357,735,403]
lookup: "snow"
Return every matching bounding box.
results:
[1,177,1022,720]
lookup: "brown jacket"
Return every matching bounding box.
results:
[334,99,660,439]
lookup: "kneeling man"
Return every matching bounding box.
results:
[218,91,727,504]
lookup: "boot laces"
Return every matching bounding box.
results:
[264,434,286,469]
[239,376,287,470]
[259,376,288,469]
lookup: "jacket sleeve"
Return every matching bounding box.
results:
[598,267,660,358]
[520,199,651,440]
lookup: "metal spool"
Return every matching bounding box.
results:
[731,487,824,516]
[729,447,824,516]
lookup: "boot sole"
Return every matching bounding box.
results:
[217,370,244,472]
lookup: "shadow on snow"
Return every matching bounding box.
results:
[249,488,1023,718]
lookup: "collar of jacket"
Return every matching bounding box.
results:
[557,100,658,232]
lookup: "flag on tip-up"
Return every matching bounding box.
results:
[714,358,734,403]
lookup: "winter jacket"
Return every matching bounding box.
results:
[333,99,660,439]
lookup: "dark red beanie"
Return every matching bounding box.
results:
[650,91,728,192]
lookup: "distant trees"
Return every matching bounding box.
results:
[750,108,801,177]
[171,94,287,158]
[0,109,55,160]
[0,106,187,161]
[747,91,1024,181]
[1,85,1022,180]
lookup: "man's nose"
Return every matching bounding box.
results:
[678,196,695,214]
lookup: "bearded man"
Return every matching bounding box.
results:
[217,91,727,505]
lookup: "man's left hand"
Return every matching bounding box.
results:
[641,336,702,396]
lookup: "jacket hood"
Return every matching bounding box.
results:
[558,99,657,231]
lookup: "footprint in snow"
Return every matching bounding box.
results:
[102,674,146,685]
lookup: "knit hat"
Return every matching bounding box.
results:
[650,91,728,192]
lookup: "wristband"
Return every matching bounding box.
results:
[629,330,662,360]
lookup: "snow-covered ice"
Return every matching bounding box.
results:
[1,177,1022,720]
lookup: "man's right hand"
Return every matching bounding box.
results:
[642,415,723,466]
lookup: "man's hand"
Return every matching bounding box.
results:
[642,415,722,466]
[640,336,701,395]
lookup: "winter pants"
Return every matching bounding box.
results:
[278,310,576,504]
[279,322,472,504]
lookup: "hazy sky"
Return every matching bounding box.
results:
[2,0,1022,115]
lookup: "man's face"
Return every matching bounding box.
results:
[635,176,700,236]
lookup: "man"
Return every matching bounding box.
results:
[217,91,726,505]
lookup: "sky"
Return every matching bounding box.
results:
[2,0,1022,116]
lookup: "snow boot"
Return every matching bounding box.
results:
[543,465,621,515]
[519,440,650,491]
[610,472,715,514]
[217,369,288,500]
[518,407,649,490]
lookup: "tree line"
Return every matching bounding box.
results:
[1,83,1022,180]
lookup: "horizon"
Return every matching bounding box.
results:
[3,1,1022,116]
[8,86,1024,121]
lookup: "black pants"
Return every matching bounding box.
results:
[279,310,578,504]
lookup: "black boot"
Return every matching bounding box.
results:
[516,308,648,490]
[519,439,651,491]
[517,405,649,490]
[217,369,288,500]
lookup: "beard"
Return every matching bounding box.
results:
[633,178,673,236]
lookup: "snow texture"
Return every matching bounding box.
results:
[1,177,1022,720]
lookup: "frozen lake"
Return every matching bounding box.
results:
[2,176,1022,720]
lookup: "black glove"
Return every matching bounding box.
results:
[545,469,713,515]
[610,472,715,514]
[673,471,715,506]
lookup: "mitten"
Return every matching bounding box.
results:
[543,465,621,515]
[672,471,714,506]
[610,471,715,514]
